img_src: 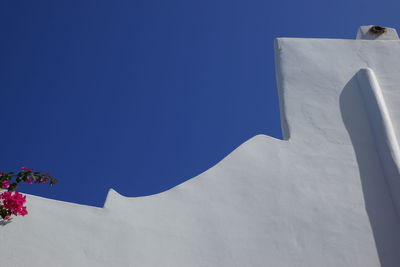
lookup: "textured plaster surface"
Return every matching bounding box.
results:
[2,27,400,267]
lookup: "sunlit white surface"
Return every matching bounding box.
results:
[2,26,400,267]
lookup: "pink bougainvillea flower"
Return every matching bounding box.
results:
[0,191,28,217]
[1,180,10,189]
[0,168,56,221]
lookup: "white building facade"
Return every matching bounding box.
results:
[2,26,400,267]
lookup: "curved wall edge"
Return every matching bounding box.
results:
[357,68,400,217]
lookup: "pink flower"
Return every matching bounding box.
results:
[26,178,33,184]
[0,191,28,217]
[1,180,10,189]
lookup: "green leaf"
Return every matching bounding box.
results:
[8,183,18,191]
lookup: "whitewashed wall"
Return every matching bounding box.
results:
[2,26,400,267]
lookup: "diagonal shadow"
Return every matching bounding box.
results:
[340,74,400,267]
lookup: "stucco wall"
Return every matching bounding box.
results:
[1,26,400,267]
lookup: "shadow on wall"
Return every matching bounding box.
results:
[340,74,400,267]
[0,219,12,226]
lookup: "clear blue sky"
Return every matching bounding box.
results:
[1,0,399,207]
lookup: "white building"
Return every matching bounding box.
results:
[2,25,400,267]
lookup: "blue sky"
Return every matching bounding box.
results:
[1,0,399,207]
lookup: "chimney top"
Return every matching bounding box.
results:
[357,25,399,40]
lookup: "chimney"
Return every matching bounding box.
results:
[356,25,399,40]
